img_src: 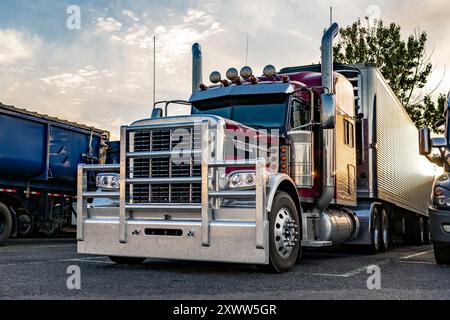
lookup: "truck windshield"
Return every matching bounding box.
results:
[192,96,287,130]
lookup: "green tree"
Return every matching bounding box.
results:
[333,19,445,132]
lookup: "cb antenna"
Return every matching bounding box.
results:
[245,34,250,66]
[153,35,156,105]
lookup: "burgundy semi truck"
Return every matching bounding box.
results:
[76,23,435,272]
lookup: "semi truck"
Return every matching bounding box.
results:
[0,102,109,246]
[77,23,435,272]
[419,93,450,265]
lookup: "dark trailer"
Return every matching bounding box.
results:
[0,103,109,245]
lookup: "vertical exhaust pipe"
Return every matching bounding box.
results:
[315,23,339,213]
[192,43,203,94]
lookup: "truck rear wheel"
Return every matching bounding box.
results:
[379,208,389,253]
[108,256,146,265]
[362,207,381,255]
[0,203,12,246]
[434,242,450,265]
[263,192,301,273]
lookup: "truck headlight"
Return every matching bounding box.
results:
[228,171,256,189]
[96,173,120,191]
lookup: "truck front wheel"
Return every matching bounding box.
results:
[264,192,301,273]
[0,202,12,246]
[434,242,450,265]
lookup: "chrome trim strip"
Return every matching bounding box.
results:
[119,126,128,243]
[201,121,211,246]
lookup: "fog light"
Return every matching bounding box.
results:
[436,196,446,206]
[443,225,450,233]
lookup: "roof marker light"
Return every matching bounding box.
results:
[226,68,239,81]
[240,66,253,80]
[263,65,277,78]
[209,71,222,84]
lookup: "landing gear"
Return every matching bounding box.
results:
[263,192,301,273]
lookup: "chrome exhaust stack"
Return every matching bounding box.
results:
[315,23,339,213]
[192,43,203,94]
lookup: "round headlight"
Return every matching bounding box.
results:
[230,174,243,187]
[245,173,255,185]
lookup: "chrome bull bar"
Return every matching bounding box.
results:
[77,121,268,252]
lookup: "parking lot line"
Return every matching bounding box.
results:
[397,250,433,260]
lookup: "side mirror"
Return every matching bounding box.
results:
[321,93,336,129]
[418,128,432,156]
[151,108,163,119]
[432,137,447,148]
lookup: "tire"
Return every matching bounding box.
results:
[363,207,381,255]
[108,256,146,265]
[262,192,301,273]
[379,208,389,253]
[17,213,35,238]
[0,203,12,246]
[434,242,450,265]
[405,216,424,246]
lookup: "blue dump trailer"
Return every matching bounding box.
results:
[0,103,109,245]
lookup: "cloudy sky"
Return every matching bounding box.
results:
[1,0,449,139]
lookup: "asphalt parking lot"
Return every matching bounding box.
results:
[0,238,449,300]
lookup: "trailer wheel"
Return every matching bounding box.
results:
[261,192,301,273]
[108,256,146,265]
[434,242,450,265]
[363,207,381,255]
[405,216,424,246]
[0,203,12,246]
[379,208,389,253]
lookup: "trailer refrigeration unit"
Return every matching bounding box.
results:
[0,103,109,246]
[77,23,435,272]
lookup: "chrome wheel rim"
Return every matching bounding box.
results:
[274,207,298,259]
[382,214,388,247]
[373,215,379,249]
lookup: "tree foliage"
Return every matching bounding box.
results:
[333,19,445,132]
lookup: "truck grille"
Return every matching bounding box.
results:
[127,127,202,204]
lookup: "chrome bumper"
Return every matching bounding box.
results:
[77,123,269,265]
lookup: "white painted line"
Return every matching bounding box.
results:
[306,250,434,278]
[398,260,436,265]
[397,250,433,260]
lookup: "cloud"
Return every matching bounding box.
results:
[0,29,40,65]
[123,10,139,22]
[96,17,122,32]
